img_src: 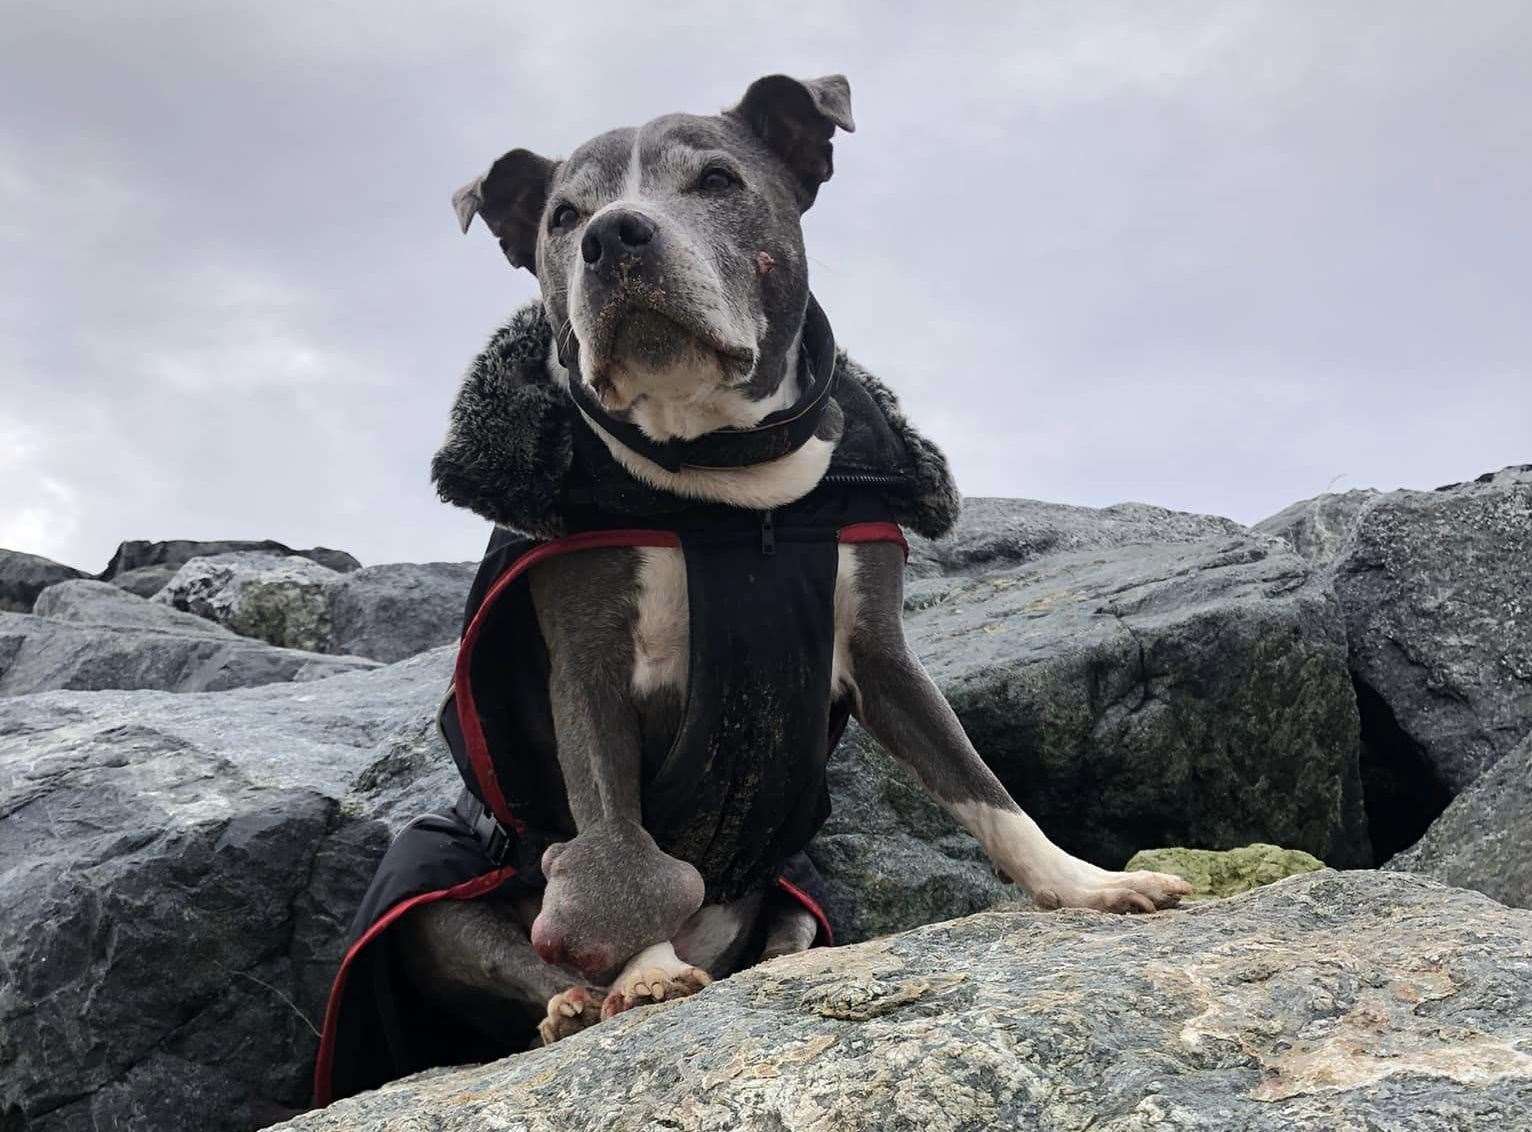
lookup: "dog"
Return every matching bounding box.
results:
[403,72,1191,1051]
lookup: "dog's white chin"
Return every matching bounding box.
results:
[547,331,827,509]
[599,348,748,442]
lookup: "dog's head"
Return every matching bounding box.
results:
[453,74,853,431]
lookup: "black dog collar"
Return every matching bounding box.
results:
[565,295,838,473]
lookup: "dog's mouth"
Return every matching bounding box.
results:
[575,295,756,406]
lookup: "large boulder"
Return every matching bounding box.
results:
[0,548,88,612]
[277,871,1532,1132]
[151,555,475,664]
[1252,488,1379,565]
[1388,731,1532,910]
[33,578,236,637]
[0,632,1029,1129]
[906,520,1370,869]
[100,540,360,599]
[907,496,1245,578]
[327,562,477,664]
[108,562,191,599]
[101,539,361,579]
[155,553,342,653]
[0,487,1519,1129]
[1256,465,1532,855]
[0,651,454,1131]
[808,723,1012,944]
[0,612,376,695]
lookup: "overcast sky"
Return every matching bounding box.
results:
[4,1,1529,571]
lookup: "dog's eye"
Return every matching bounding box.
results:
[549,203,580,232]
[697,167,739,193]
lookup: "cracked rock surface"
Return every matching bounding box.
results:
[0,608,377,696]
[274,871,1532,1132]
[0,650,454,1130]
[1388,731,1532,910]
[149,553,477,664]
[5,485,1521,1129]
[1256,465,1532,794]
[905,518,1370,868]
[0,549,88,613]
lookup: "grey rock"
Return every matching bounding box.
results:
[100,538,361,580]
[107,562,184,598]
[808,723,1013,944]
[276,871,1532,1132]
[327,562,477,663]
[906,531,1371,868]
[1253,487,1380,566]
[151,556,472,664]
[155,553,341,653]
[0,548,88,612]
[34,578,235,637]
[908,496,1245,578]
[1388,731,1532,909]
[0,612,376,695]
[300,547,364,574]
[1257,465,1532,795]
[0,604,1182,1128]
[0,650,455,1131]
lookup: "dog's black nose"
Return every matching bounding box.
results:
[581,208,656,267]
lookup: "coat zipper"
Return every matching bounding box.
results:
[820,472,905,488]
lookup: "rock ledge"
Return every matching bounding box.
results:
[277,871,1532,1132]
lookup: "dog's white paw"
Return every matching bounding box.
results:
[601,963,711,1019]
[538,985,607,1045]
[1033,867,1192,914]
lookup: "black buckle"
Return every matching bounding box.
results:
[457,789,513,866]
[481,819,511,865]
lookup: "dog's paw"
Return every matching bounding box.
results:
[1033,868,1193,914]
[600,964,711,1020]
[538,985,607,1046]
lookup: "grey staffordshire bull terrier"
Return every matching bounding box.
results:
[406,72,1191,1046]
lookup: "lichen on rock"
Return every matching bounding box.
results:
[1126,842,1325,900]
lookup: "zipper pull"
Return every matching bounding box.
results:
[760,510,776,556]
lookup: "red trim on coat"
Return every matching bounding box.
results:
[312,864,520,1107]
[317,518,899,1103]
[454,529,682,830]
[311,863,833,1108]
[453,522,903,827]
[774,876,835,947]
[837,520,908,558]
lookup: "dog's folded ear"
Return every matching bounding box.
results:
[728,74,854,211]
[452,148,560,271]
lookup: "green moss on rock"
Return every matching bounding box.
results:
[1126,843,1324,900]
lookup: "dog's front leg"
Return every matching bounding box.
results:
[846,544,1192,913]
[528,554,710,981]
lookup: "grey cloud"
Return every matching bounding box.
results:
[2,0,1527,570]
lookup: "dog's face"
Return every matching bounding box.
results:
[454,74,853,419]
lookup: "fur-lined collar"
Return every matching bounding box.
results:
[431,301,960,540]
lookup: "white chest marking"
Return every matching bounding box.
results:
[629,543,861,702]
[831,544,860,699]
[631,546,689,698]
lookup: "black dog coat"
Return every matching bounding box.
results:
[313,297,958,1106]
